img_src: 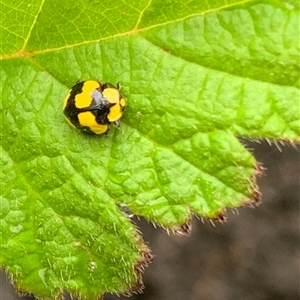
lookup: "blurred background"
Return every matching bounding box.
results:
[1,141,299,300]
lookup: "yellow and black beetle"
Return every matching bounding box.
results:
[63,80,126,135]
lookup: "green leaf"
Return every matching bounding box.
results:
[1,0,299,299]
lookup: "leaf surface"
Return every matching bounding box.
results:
[1,0,299,299]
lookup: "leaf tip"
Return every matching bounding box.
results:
[172,219,192,236]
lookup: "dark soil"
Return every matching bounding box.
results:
[1,141,299,300]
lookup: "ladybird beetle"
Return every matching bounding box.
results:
[63,80,126,135]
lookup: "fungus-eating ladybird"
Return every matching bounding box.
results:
[63,80,126,135]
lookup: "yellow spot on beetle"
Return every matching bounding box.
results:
[78,111,108,134]
[75,81,101,109]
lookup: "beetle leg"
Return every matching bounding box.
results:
[114,120,121,127]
